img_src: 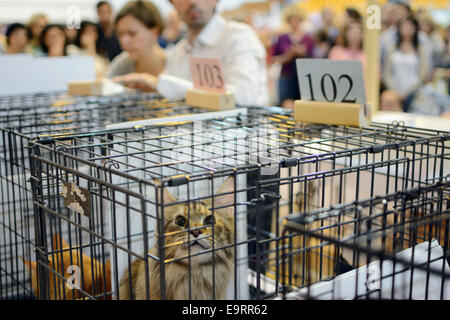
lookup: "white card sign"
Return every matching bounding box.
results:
[296,59,366,104]
[0,55,95,96]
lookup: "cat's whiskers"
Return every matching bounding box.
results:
[163,239,186,249]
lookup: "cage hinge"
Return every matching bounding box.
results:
[284,213,310,226]
[281,157,298,168]
[368,144,384,154]
[401,187,421,200]
[168,175,189,187]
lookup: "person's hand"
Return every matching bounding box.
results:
[290,44,307,58]
[380,90,403,112]
[397,93,407,102]
[281,99,294,110]
[441,111,450,119]
[113,73,158,92]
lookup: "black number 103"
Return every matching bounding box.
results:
[195,63,224,90]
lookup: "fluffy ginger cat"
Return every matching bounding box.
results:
[22,234,111,300]
[118,176,235,300]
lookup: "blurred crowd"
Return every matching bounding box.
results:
[0,0,448,117]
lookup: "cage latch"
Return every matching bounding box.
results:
[260,190,282,200]
[251,190,282,205]
[401,187,421,200]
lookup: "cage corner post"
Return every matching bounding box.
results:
[28,142,49,300]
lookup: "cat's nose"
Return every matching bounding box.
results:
[190,229,202,238]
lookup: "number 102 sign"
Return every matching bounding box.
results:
[296,59,366,104]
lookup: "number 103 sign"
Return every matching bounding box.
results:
[296,59,366,104]
[190,57,226,94]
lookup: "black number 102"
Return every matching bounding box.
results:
[300,73,356,103]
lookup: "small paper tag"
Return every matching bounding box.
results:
[189,57,226,93]
[63,181,91,218]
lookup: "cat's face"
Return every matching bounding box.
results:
[158,177,235,266]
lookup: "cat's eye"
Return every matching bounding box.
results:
[203,215,215,226]
[175,215,187,227]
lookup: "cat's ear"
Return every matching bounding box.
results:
[213,176,235,209]
[153,178,178,204]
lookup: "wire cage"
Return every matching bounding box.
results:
[24,109,450,300]
[251,121,449,297]
[0,91,226,300]
[280,181,450,300]
[25,109,290,300]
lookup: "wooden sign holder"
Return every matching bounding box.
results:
[185,89,236,111]
[67,80,105,96]
[68,79,129,96]
[294,100,371,127]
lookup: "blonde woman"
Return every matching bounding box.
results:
[272,4,315,108]
[25,13,48,55]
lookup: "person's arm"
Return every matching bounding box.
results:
[398,46,431,99]
[115,28,269,105]
[381,44,396,91]
[272,48,296,65]
[113,72,159,92]
[218,27,269,106]
[107,53,135,79]
[417,45,432,84]
[159,27,269,106]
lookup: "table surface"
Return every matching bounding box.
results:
[372,111,450,132]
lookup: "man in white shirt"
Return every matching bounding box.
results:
[114,0,269,106]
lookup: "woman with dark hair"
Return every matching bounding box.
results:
[74,21,105,56]
[107,0,165,78]
[328,20,366,71]
[67,21,109,77]
[40,24,67,57]
[344,7,362,24]
[382,15,431,112]
[5,23,28,54]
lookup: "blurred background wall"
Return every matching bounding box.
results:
[0,0,278,23]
